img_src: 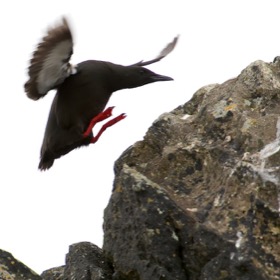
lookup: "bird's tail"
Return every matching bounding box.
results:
[38,157,54,171]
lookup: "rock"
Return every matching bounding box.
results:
[0,249,41,280]
[41,266,64,280]
[64,242,113,280]
[103,60,280,279]
[41,242,113,280]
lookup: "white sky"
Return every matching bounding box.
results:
[0,0,279,274]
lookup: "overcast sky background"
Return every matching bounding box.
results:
[0,0,280,274]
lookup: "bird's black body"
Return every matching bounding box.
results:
[24,18,178,170]
[39,60,173,170]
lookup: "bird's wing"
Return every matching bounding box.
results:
[156,36,178,60]
[24,17,76,100]
[130,35,179,67]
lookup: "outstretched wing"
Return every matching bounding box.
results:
[130,35,179,67]
[24,17,76,100]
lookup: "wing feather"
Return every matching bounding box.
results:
[129,35,179,67]
[24,17,75,100]
[156,35,179,60]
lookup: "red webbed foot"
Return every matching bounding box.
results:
[83,106,115,137]
[83,107,127,143]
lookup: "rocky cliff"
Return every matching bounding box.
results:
[103,59,280,279]
[1,59,280,279]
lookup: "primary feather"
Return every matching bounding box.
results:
[24,17,76,100]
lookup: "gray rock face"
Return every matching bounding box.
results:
[41,242,113,280]
[0,249,41,280]
[41,266,64,280]
[64,242,113,280]
[103,60,280,279]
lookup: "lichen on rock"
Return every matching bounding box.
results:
[104,59,280,279]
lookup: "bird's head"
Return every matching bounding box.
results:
[117,35,178,89]
[118,65,173,89]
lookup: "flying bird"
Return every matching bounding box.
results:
[24,17,178,170]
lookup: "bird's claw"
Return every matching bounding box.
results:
[99,106,115,119]
[119,113,127,120]
[89,111,127,143]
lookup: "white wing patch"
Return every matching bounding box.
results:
[37,40,73,94]
[24,17,74,100]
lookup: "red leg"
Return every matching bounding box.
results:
[83,107,115,137]
[90,113,126,143]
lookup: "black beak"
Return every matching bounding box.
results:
[152,74,174,82]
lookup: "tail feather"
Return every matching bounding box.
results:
[38,155,55,171]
